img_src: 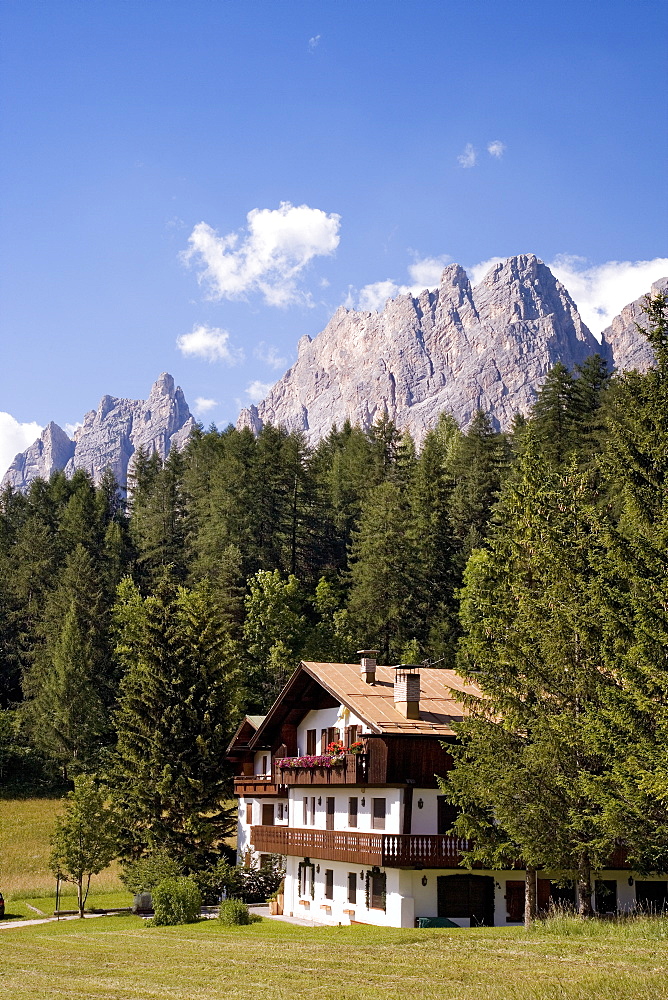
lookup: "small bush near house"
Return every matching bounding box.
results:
[149,877,201,926]
[120,850,184,895]
[192,858,237,905]
[233,860,284,904]
[218,898,251,925]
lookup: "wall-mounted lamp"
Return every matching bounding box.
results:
[495,881,501,890]
[628,876,634,886]
[360,871,365,880]
[421,876,428,887]
[361,797,365,807]
[317,796,322,806]
[417,798,424,809]
[316,864,320,874]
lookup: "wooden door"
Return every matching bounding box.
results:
[437,796,458,835]
[505,880,525,922]
[261,803,275,826]
[326,796,335,830]
[437,874,495,926]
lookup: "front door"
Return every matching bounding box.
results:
[437,874,495,927]
[505,880,525,922]
[326,797,335,830]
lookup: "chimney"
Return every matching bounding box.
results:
[394,665,420,719]
[358,649,379,685]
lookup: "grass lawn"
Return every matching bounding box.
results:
[0,798,124,907]
[2,914,668,1000]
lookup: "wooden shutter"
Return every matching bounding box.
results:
[303,796,309,825]
[325,869,334,900]
[321,729,328,752]
[246,803,253,825]
[372,798,386,830]
[537,878,551,913]
[344,726,350,746]
[347,872,357,904]
[262,803,275,826]
[306,729,316,755]
[326,797,335,830]
[505,880,525,922]
[370,871,386,910]
[348,797,358,828]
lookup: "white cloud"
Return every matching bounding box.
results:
[468,256,505,286]
[176,324,244,364]
[65,421,83,438]
[357,279,402,312]
[245,380,274,403]
[0,412,42,478]
[408,254,452,287]
[457,143,477,168]
[350,254,453,312]
[308,34,321,51]
[193,397,219,416]
[182,201,341,308]
[549,255,668,336]
[254,342,287,371]
[487,140,506,158]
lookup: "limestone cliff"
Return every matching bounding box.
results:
[238,255,603,445]
[600,277,668,374]
[2,373,195,491]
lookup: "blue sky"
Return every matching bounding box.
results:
[1,0,667,473]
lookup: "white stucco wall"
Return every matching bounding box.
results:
[296,706,367,755]
[287,786,402,833]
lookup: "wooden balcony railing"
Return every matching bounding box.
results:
[273,754,368,787]
[250,825,471,868]
[233,777,287,797]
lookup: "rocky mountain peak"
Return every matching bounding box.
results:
[237,254,603,445]
[2,374,195,492]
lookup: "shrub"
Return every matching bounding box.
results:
[120,850,184,895]
[218,898,251,925]
[150,877,201,926]
[232,859,284,904]
[191,858,236,905]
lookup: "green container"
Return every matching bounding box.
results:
[417,916,460,928]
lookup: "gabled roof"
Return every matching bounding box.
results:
[227,714,267,755]
[249,661,480,749]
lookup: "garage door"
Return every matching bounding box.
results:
[437,874,495,927]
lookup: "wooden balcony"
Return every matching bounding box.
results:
[273,753,368,787]
[233,777,287,797]
[250,825,470,868]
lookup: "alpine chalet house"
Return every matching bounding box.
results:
[227,653,662,927]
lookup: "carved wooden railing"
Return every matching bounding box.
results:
[233,777,287,797]
[250,826,470,867]
[273,753,368,787]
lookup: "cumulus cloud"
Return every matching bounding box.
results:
[182,202,341,308]
[457,143,477,168]
[408,254,452,287]
[549,255,668,336]
[308,34,321,51]
[193,397,219,416]
[0,412,42,478]
[245,380,274,403]
[176,324,244,364]
[487,140,506,158]
[468,256,505,286]
[65,421,83,438]
[254,342,287,371]
[349,255,453,312]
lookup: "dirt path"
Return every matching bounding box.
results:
[0,912,107,930]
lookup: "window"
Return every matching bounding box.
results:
[311,796,316,825]
[306,729,316,755]
[372,798,386,830]
[262,755,268,775]
[303,796,309,826]
[370,870,386,910]
[277,802,285,821]
[245,803,253,825]
[437,796,459,835]
[321,728,328,753]
[262,803,275,826]
[326,797,335,830]
[348,797,358,828]
[347,872,357,905]
[325,869,334,900]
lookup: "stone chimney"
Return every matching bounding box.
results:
[394,665,420,719]
[358,649,379,685]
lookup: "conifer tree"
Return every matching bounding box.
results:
[112,577,239,867]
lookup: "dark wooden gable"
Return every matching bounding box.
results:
[249,665,340,756]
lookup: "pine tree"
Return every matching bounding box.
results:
[112,577,239,868]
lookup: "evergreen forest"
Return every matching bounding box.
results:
[2,293,668,891]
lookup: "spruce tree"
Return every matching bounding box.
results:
[112,577,239,868]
